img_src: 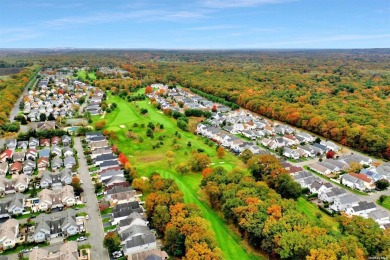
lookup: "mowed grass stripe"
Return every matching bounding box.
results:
[159,170,258,260]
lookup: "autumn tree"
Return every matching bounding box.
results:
[145,85,153,94]
[103,232,121,253]
[188,152,211,172]
[94,120,106,130]
[239,149,254,164]
[216,146,225,158]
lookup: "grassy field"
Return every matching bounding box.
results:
[296,197,339,231]
[92,94,260,260]
[77,70,96,81]
[377,195,390,210]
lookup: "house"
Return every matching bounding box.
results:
[62,135,72,146]
[90,140,109,151]
[40,169,72,190]
[23,160,36,175]
[37,157,50,172]
[341,173,374,191]
[99,160,120,171]
[88,135,106,143]
[318,187,347,203]
[0,162,8,176]
[91,147,112,159]
[85,132,103,142]
[339,154,372,166]
[51,157,63,171]
[111,201,144,224]
[17,141,28,151]
[33,209,78,242]
[5,139,17,150]
[105,186,137,205]
[0,150,13,163]
[29,137,39,148]
[308,163,331,175]
[0,174,29,194]
[117,212,148,233]
[26,148,38,161]
[295,132,315,143]
[0,218,19,250]
[297,145,315,157]
[320,140,340,152]
[38,149,51,158]
[94,153,117,166]
[317,162,340,173]
[64,156,76,169]
[40,139,51,147]
[51,136,62,146]
[104,176,129,189]
[30,241,79,260]
[37,185,75,211]
[367,210,390,229]
[309,181,333,194]
[283,135,299,146]
[121,225,157,256]
[51,146,62,157]
[323,159,349,171]
[330,194,360,212]
[63,147,74,157]
[345,201,377,217]
[0,194,25,218]
[129,249,168,260]
[283,147,300,160]
[12,152,25,162]
[36,121,56,131]
[100,170,125,182]
[10,162,22,174]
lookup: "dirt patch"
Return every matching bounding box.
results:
[137,154,165,163]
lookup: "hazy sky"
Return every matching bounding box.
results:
[0,0,389,49]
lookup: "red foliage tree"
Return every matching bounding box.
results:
[326,150,336,159]
[145,85,153,94]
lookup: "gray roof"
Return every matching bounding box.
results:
[34,209,76,236]
[367,209,389,220]
[338,194,360,204]
[352,201,376,213]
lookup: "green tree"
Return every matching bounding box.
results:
[375,179,389,191]
[239,149,254,164]
[103,232,121,253]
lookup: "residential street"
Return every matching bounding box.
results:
[74,137,110,260]
[9,73,38,122]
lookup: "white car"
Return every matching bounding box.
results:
[86,215,90,220]
[76,236,87,242]
[112,251,123,258]
[80,180,84,184]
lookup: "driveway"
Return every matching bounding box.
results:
[74,137,110,260]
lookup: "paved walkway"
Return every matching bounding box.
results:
[74,137,109,260]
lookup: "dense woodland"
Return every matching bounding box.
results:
[0,49,389,159]
[0,65,39,128]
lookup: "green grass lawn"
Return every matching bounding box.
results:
[296,197,339,232]
[91,93,259,260]
[377,195,390,210]
[77,70,96,81]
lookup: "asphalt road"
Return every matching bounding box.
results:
[74,137,110,260]
[9,73,38,122]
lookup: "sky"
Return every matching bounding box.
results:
[0,0,389,49]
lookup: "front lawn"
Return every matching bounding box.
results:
[377,195,390,210]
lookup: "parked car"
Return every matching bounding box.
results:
[76,236,88,242]
[112,251,123,258]
[86,215,90,220]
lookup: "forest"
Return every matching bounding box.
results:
[0,65,39,128]
[0,49,389,159]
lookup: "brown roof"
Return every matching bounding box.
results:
[349,172,372,183]
[11,162,22,171]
